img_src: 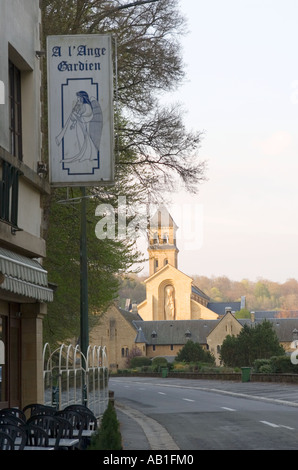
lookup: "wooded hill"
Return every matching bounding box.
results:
[117,274,298,316]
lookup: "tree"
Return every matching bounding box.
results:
[220,321,285,367]
[218,335,238,367]
[43,187,142,347]
[176,340,214,364]
[88,401,122,450]
[234,308,251,319]
[41,0,207,347]
[41,0,206,197]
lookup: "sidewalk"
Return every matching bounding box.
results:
[116,405,151,450]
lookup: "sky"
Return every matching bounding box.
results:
[137,0,298,283]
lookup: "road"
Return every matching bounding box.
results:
[110,376,298,450]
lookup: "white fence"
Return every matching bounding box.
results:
[43,343,109,418]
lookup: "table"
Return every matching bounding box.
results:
[73,429,94,438]
[23,446,55,450]
[48,437,80,449]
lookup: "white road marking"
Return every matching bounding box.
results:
[183,398,195,402]
[158,392,166,395]
[260,421,279,428]
[221,407,236,411]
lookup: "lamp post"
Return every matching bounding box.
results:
[80,186,89,368]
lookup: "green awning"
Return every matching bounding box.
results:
[0,247,53,302]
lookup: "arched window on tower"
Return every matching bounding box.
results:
[153,232,159,244]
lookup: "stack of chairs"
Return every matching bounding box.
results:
[0,403,98,450]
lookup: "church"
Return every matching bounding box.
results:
[137,206,218,321]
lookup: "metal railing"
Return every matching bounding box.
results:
[43,343,109,418]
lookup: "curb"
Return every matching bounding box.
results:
[115,401,180,451]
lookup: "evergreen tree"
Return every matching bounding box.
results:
[220,321,285,367]
[176,340,215,364]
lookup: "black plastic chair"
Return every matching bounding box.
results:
[26,424,49,447]
[0,407,26,423]
[0,415,25,427]
[56,416,74,439]
[55,410,84,439]
[0,431,15,450]
[64,405,98,430]
[23,403,57,419]
[26,415,61,450]
[0,424,27,450]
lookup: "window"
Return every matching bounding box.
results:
[0,160,20,227]
[121,347,129,357]
[9,61,23,160]
[153,232,159,244]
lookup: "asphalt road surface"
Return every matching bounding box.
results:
[110,376,298,450]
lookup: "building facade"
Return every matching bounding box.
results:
[0,0,53,409]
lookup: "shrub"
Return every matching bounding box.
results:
[88,401,122,450]
[259,364,272,374]
[270,355,298,374]
[253,359,272,373]
[151,357,168,371]
[129,356,152,368]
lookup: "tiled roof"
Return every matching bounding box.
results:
[132,320,219,345]
[207,302,241,316]
[132,317,298,345]
[191,285,210,301]
[118,308,143,324]
[240,318,298,342]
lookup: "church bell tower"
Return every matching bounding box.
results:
[148,206,179,276]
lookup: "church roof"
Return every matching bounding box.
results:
[191,285,210,301]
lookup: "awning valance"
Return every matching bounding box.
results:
[0,247,53,302]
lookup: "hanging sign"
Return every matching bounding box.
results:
[47,34,114,187]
